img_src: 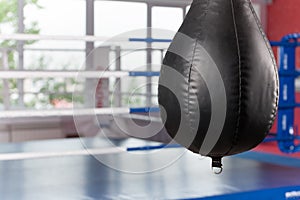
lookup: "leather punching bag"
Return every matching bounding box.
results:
[158,0,279,170]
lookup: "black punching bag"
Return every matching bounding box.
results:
[158,0,279,171]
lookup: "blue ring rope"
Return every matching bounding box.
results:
[129,107,160,113]
[129,37,300,47]
[127,144,181,151]
[129,71,160,77]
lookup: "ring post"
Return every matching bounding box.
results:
[277,34,300,153]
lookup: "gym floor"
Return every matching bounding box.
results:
[1,138,300,200]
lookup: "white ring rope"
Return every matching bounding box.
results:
[0,108,130,119]
[0,33,129,42]
[0,71,130,79]
[0,147,126,161]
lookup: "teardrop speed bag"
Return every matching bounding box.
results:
[158,0,279,170]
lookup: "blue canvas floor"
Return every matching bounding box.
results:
[0,138,299,200]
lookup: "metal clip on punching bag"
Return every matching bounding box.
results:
[158,0,279,173]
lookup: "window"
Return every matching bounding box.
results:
[95,2,146,36]
[152,6,183,38]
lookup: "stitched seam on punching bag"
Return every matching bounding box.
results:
[248,0,279,134]
[186,41,198,144]
[187,0,210,145]
[187,41,198,116]
[226,0,242,155]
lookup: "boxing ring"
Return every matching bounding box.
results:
[0,30,300,199]
[0,137,300,199]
